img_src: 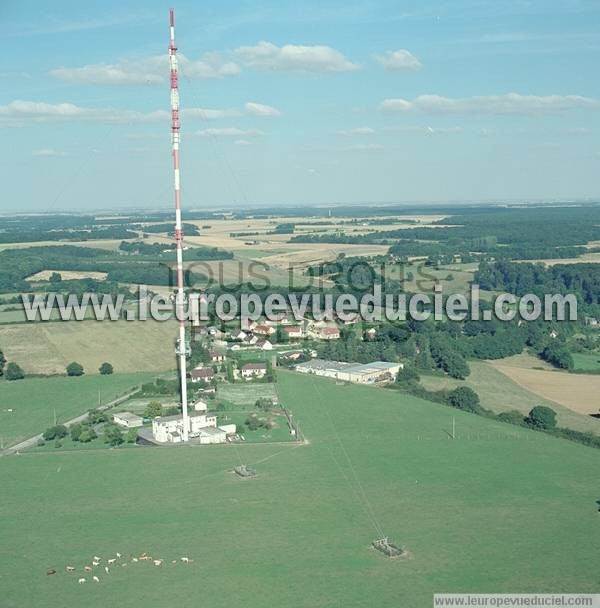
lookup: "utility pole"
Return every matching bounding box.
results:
[169,8,190,441]
[452,416,456,440]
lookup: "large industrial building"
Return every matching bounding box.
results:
[295,359,403,384]
[152,412,236,444]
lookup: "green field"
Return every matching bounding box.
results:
[0,371,598,607]
[572,352,600,371]
[0,373,154,447]
[420,360,599,434]
[217,383,278,407]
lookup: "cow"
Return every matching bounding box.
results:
[84,566,92,572]
[93,556,101,561]
[180,557,189,563]
[65,566,75,572]
[46,569,57,576]
[107,558,116,565]
[92,576,100,583]
[78,578,86,584]
[153,559,163,566]
[104,566,109,574]
[92,561,99,567]
[131,558,139,563]
[116,552,122,558]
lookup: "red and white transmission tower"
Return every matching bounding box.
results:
[169,8,190,441]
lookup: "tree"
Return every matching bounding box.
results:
[87,408,107,424]
[66,361,84,377]
[43,424,68,441]
[143,401,163,418]
[447,386,481,413]
[126,428,138,444]
[0,348,6,377]
[526,405,557,430]
[78,428,97,443]
[103,424,124,446]
[497,410,525,426]
[48,272,62,284]
[99,362,114,375]
[5,362,24,381]
[395,364,420,385]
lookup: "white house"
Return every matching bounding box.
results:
[113,411,144,428]
[241,362,268,379]
[283,326,304,339]
[152,412,234,444]
[193,399,208,412]
[190,367,214,383]
[256,339,273,351]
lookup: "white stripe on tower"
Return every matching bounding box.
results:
[169,8,189,441]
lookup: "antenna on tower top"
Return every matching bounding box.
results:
[168,8,190,441]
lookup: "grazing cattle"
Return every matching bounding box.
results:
[78,578,86,584]
[153,560,163,566]
[180,557,189,563]
[92,576,100,583]
[84,566,92,572]
[172,560,177,564]
[46,569,57,576]
[116,552,122,558]
[93,556,101,561]
[104,566,109,574]
[92,561,99,567]
[131,558,138,563]
[107,558,116,565]
[122,564,127,568]
[65,566,75,572]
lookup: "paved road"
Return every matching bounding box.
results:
[0,388,141,457]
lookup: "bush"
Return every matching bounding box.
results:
[5,362,25,381]
[447,386,481,413]
[99,362,114,375]
[43,424,68,441]
[144,401,163,418]
[66,362,84,377]
[526,405,557,430]
[126,428,138,444]
[103,423,124,446]
[87,408,107,424]
[78,428,97,443]
[497,410,525,426]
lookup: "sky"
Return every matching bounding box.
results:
[2,0,600,212]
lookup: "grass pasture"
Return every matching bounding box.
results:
[0,320,178,375]
[0,373,153,447]
[0,371,599,607]
[217,383,278,408]
[420,360,600,433]
[572,352,600,371]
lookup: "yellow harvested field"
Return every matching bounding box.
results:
[0,239,124,252]
[26,270,108,282]
[0,320,178,375]
[490,357,600,416]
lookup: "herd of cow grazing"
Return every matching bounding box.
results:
[46,551,194,584]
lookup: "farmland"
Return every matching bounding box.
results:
[0,371,598,607]
[420,360,600,434]
[0,372,153,448]
[0,320,178,375]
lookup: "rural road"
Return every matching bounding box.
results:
[0,387,142,458]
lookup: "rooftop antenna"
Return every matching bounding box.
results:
[169,8,190,441]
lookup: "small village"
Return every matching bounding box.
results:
[105,314,402,447]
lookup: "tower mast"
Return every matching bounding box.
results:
[169,8,190,441]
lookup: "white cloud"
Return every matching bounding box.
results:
[50,52,240,85]
[183,108,242,120]
[383,125,462,135]
[375,49,422,71]
[380,93,600,115]
[234,139,253,146]
[197,127,263,138]
[234,41,359,72]
[0,100,168,126]
[338,127,376,136]
[32,148,67,157]
[244,102,282,117]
